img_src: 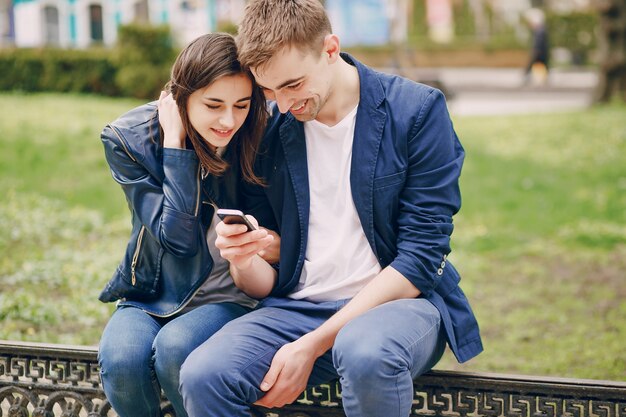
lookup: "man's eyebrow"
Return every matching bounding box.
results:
[258,77,305,91]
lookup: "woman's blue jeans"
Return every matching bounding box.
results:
[98,302,250,417]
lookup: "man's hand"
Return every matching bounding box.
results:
[254,336,320,408]
[215,215,274,270]
[258,228,280,264]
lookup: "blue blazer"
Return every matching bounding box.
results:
[244,54,483,363]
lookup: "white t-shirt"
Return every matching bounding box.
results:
[288,105,382,302]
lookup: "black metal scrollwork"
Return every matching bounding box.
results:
[2,341,626,417]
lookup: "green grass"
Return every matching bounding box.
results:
[0,93,141,344]
[1,93,625,381]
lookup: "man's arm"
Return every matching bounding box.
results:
[255,266,417,407]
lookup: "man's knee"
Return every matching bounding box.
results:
[333,319,401,382]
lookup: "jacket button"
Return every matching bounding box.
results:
[441,261,446,268]
[437,268,443,276]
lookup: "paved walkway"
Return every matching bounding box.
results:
[378,67,598,116]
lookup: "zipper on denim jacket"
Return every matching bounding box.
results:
[130,226,146,286]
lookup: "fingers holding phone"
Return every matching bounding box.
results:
[215,209,274,269]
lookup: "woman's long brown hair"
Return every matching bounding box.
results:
[166,33,267,185]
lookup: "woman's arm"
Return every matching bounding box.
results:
[215,217,277,298]
[101,98,203,257]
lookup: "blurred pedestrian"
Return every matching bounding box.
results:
[523,8,550,86]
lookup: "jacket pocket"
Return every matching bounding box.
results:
[373,170,406,190]
[98,225,164,302]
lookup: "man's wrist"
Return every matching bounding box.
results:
[301,329,335,358]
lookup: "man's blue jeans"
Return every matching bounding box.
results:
[98,302,250,417]
[179,297,446,417]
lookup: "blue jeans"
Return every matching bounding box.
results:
[98,302,250,417]
[179,297,446,417]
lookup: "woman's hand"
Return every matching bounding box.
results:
[215,215,277,298]
[158,91,186,149]
[215,215,274,270]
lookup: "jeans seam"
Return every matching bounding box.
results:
[394,370,403,417]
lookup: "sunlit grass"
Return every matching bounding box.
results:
[436,104,626,380]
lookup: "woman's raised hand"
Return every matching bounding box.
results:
[158,91,186,149]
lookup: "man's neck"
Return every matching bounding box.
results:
[315,58,360,127]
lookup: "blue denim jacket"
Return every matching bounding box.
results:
[99,102,240,317]
[243,54,483,363]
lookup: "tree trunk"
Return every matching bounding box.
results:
[594,0,626,102]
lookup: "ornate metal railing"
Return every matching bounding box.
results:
[1,340,625,417]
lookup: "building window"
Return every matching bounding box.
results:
[89,4,103,43]
[43,5,60,46]
[133,0,149,23]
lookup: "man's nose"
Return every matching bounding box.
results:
[274,91,293,114]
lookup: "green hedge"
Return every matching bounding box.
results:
[113,24,174,98]
[0,24,175,99]
[546,10,598,63]
[0,48,118,95]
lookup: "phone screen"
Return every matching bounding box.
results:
[216,209,256,231]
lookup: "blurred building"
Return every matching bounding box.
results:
[2,0,244,48]
[0,0,594,49]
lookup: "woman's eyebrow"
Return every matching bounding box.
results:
[203,96,252,103]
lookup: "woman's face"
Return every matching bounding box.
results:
[187,73,253,149]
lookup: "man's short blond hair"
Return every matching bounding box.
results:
[236,0,332,71]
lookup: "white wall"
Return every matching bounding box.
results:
[14,1,43,47]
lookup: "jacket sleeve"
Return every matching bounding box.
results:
[101,124,202,258]
[240,180,279,233]
[389,89,464,296]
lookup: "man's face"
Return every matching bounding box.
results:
[252,46,331,122]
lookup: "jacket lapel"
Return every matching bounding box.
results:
[349,55,386,256]
[279,115,310,254]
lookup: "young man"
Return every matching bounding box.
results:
[179,1,483,416]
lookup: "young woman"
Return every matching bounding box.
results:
[97,33,274,417]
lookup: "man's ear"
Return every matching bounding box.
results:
[322,34,340,63]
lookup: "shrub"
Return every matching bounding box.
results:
[113,24,175,99]
[0,48,118,94]
[546,11,598,64]
[0,24,176,98]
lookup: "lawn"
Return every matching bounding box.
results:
[0,92,625,381]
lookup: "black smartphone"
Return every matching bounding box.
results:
[216,208,256,232]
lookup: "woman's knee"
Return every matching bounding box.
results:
[99,338,154,389]
[152,325,198,380]
[99,308,159,384]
